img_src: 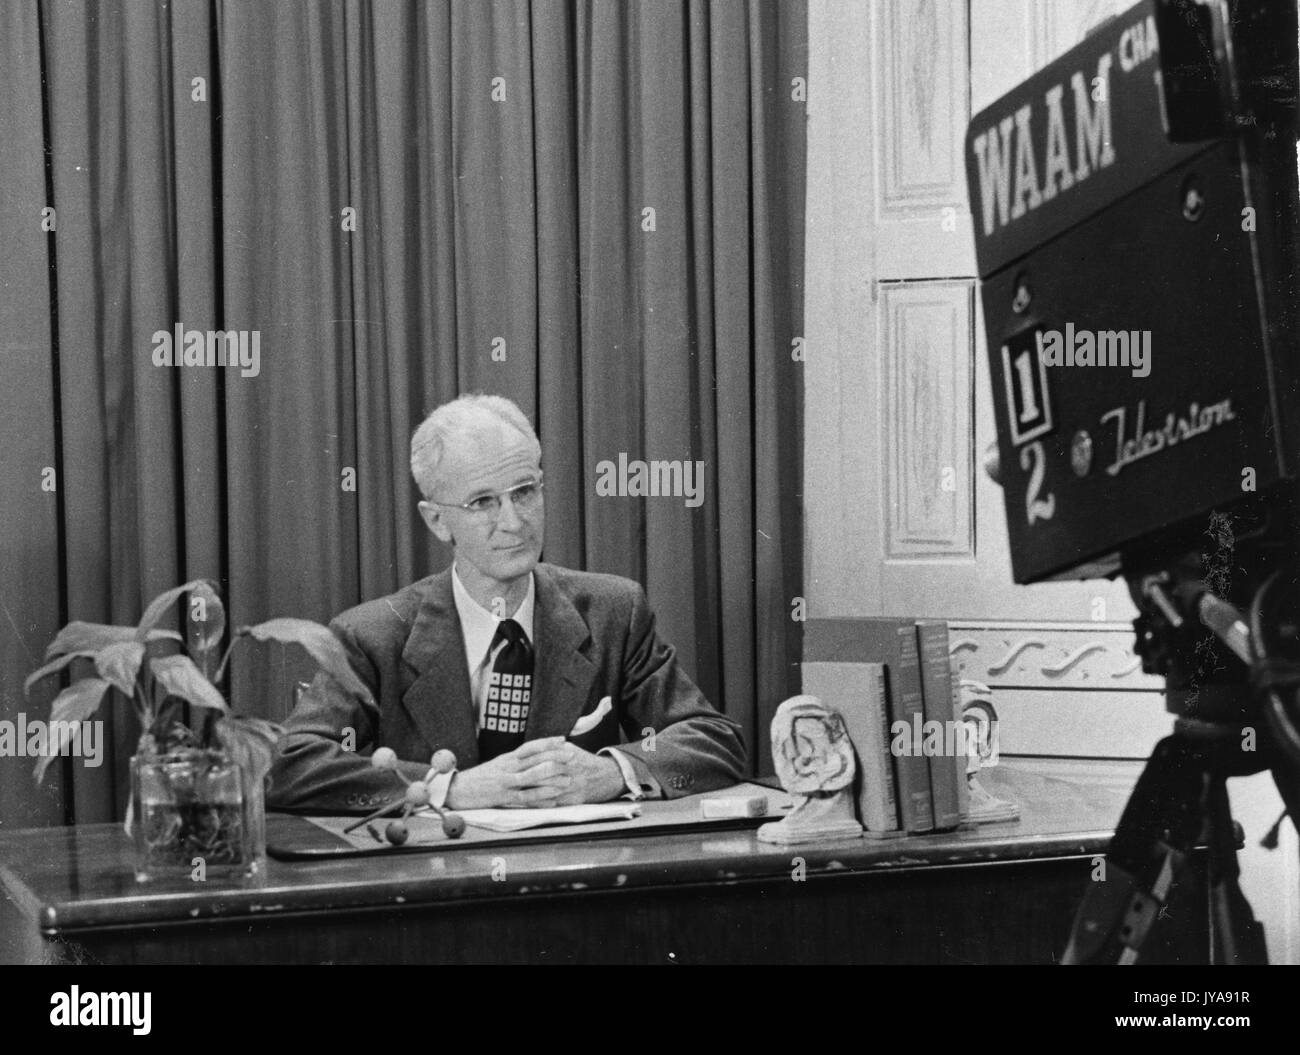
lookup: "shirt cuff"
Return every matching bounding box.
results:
[423,767,456,810]
[600,748,661,801]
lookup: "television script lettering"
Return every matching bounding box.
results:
[1099,398,1236,477]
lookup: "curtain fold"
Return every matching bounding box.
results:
[0,0,65,828]
[0,0,805,827]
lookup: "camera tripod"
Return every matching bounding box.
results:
[1062,518,1300,964]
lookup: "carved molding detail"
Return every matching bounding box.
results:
[948,623,1162,690]
[986,638,1045,675]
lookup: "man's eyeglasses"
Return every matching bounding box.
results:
[430,476,545,518]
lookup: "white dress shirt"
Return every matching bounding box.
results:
[449,563,650,800]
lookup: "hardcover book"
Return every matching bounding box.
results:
[804,619,935,832]
[801,660,900,833]
[915,619,962,830]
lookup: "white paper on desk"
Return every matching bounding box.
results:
[453,802,642,833]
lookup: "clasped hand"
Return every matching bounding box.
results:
[446,736,626,809]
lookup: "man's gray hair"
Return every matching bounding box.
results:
[410,393,541,499]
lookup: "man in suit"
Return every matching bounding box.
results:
[268,393,746,813]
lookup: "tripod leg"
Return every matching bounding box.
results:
[1205,776,1268,964]
[1063,730,1271,964]
[1269,759,1300,869]
[1062,736,1199,964]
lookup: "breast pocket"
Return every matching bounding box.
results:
[567,694,615,746]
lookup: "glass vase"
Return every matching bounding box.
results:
[130,749,265,883]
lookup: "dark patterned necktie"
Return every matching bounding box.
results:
[477,618,533,762]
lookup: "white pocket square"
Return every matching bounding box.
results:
[569,696,612,737]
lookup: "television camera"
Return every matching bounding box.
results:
[966,0,1300,963]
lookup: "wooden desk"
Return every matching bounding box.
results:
[0,760,1209,964]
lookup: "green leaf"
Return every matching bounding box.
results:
[240,619,375,705]
[149,655,228,713]
[45,622,180,661]
[135,579,214,643]
[95,639,146,696]
[214,715,284,792]
[24,650,97,697]
[188,581,226,674]
[33,678,111,783]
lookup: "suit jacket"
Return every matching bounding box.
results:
[267,562,747,813]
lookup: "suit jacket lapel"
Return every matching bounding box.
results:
[527,564,598,739]
[400,569,480,765]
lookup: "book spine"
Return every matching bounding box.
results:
[916,620,961,829]
[888,627,934,832]
[951,662,971,821]
[871,663,901,830]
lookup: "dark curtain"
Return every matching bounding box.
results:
[0,0,805,827]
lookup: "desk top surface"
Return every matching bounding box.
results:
[0,759,1139,935]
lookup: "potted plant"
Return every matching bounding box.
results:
[24,578,373,882]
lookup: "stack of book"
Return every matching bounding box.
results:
[802,618,971,835]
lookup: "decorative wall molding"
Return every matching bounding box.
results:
[881,281,974,559]
[947,621,1162,691]
[875,0,967,215]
